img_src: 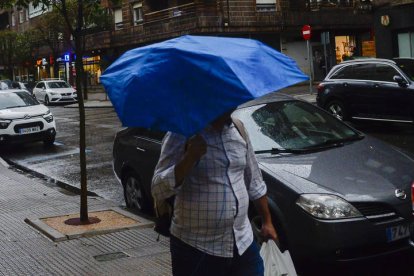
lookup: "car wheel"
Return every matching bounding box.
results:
[45,95,50,106]
[43,134,55,147]
[123,171,150,213]
[326,100,347,120]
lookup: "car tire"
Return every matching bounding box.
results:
[123,171,150,213]
[44,95,50,106]
[325,100,347,120]
[43,134,55,147]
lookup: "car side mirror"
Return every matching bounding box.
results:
[393,75,408,87]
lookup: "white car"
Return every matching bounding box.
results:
[0,90,56,146]
[33,80,77,105]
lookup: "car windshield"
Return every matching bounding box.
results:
[233,100,361,153]
[396,59,414,81]
[47,81,70,89]
[0,92,39,110]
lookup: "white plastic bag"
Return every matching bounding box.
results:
[260,240,297,276]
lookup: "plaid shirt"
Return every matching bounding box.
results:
[151,123,267,258]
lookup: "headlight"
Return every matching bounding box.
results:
[0,120,11,129]
[43,114,54,123]
[296,194,362,219]
[50,92,58,95]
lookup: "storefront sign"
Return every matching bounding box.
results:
[362,41,376,57]
[64,54,70,62]
[381,15,390,26]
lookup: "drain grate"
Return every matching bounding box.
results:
[94,252,130,262]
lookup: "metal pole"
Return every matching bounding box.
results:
[307,40,313,94]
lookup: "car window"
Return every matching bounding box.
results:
[233,101,358,151]
[47,81,70,89]
[0,92,39,109]
[330,64,377,81]
[372,64,400,82]
[396,60,414,81]
[35,82,44,89]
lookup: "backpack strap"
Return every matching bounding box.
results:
[232,118,248,143]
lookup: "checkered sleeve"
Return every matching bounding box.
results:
[151,132,187,201]
[244,132,267,201]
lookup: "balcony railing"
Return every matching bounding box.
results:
[306,0,356,10]
[145,2,197,24]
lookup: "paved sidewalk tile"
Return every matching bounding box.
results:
[0,159,171,276]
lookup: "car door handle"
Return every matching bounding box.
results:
[136,146,146,152]
[373,84,379,88]
[343,83,348,87]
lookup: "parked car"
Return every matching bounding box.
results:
[33,80,77,105]
[10,81,30,93]
[0,80,11,90]
[113,93,414,267]
[0,89,56,146]
[317,58,414,124]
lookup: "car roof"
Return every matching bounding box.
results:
[238,92,296,108]
[339,58,396,65]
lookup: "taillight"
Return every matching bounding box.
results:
[317,83,325,94]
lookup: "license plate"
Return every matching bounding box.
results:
[19,126,40,134]
[386,224,411,242]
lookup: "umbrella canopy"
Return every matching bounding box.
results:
[100,35,308,137]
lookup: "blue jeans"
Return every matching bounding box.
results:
[170,235,264,276]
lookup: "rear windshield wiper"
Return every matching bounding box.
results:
[255,148,308,154]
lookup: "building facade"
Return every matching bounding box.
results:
[373,0,414,58]
[2,0,374,84]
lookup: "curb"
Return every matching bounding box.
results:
[4,158,98,197]
[0,157,9,168]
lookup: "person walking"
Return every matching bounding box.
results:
[152,110,277,276]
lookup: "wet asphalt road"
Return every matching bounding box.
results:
[0,104,413,275]
[1,105,413,208]
[0,105,125,206]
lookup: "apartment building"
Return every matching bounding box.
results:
[3,0,374,84]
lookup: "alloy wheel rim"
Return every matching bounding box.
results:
[329,104,343,120]
[126,177,142,210]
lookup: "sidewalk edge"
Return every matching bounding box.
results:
[0,157,9,168]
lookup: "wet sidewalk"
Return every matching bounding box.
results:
[0,158,171,276]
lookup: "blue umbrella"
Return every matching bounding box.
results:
[100,35,308,137]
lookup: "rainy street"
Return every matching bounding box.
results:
[0,105,125,206]
[0,104,414,209]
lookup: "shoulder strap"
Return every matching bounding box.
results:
[232,118,248,143]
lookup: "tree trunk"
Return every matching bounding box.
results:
[74,33,89,223]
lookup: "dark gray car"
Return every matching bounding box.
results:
[113,93,414,268]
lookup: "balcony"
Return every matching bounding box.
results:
[83,0,372,51]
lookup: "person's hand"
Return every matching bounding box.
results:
[185,135,207,163]
[260,221,278,242]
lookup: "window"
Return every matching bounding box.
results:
[114,8,123,30]
[373,64,400,82]
[256,0,276,12]
[331,64,376,80]
[398,32,414,58]
[132,2,143,25]
[11,13,16,26]
[19,10,24,23]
